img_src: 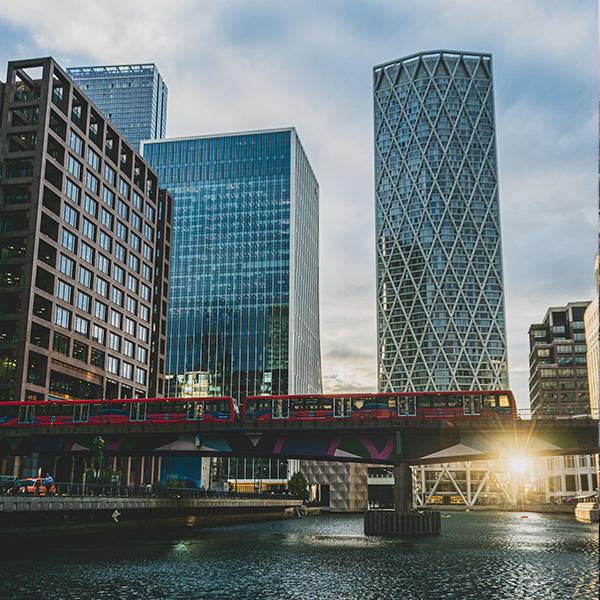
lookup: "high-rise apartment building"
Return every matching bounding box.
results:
[374,50,508,393]
[528,302,591,418]
[143,129,321,488]
[67,64,167,152]
[0,57,171,404]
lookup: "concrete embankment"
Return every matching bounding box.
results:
[0,495,303,540]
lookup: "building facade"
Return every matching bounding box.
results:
[143,129,322,488]
[584,254,599,419]
[67,64,168,152]
[0,57,171,405]
[374,50,508,392]
[529,302,591,418]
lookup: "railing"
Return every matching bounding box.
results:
[3,482,300,501]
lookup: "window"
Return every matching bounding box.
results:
[55,305,71,329]
[81,217,96,242]
[126,296,137,315]
[564,456,575,468]
[557,345,572,354]
[124,317,136,336]
[142,243,153,261]
[56,279,73,303]
[117,200,129,220]
[67,154,82,180]
[74,315,89,336]
[116,220,128,241]
[540,369,554,378]
[122,362,133,380]
[65,179,81,204]
[99,207,113,230]
[108,332,121,352]
[139,304,149,322]
[94,300,107,321]
[111,287,123,306]
[69,130,83,156]
[140,283,151,302]
[95,277,109,298]
[141,263,152,282]
[107,355,119,375]
[79,241,94,264]
[131,212,142,232]
[97,253,110,274]
[87,148,100,171]
[574,344,587,353]
[92,324,106,345]
[119,178,130,198]
[127,275,138,293]
[144,203,155,222]
[128,253,139,272]
[86,171,99,194]
[136,346,147,363]
[76,291,91,313]
[123,339,135,357]
[98,231,112,253]
[73,341,88,362]
[91,349,105,368]
[102,186,115,208]
[62,205,79,228]
[61,229,77,253]
[135,367,146,385]
[110,309,122,328]
[115,242,126,263]
[137,325,148,343]
[59,254,75,278]
[143,223,154,242]
[132,191,143,211]
[104,164,115,185]
[78,266,92,288]
[83,194,98,218]
[53,332,70,356]
[537,348,550,357]
[113,264,125,284]
[130,232,141,252]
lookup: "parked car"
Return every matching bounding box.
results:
[8,478,56,496]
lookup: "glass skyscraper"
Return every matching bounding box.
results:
[142,128,321,403]
[374,50,508,393]
[67,64,168,151]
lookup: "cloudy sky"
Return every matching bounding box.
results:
[0,0,596,409]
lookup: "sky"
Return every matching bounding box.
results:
[0,0,596,410]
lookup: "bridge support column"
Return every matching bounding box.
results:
[365,463,440,536]
[393,463,412,513]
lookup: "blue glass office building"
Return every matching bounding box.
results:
[143,128,321,403]
[374,50,508,392]
[67,64,167,152]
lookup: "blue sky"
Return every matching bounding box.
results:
[0,0,597,409]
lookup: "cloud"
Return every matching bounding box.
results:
[0,1,595,410]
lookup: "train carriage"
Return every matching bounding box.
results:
[241,391,516,423]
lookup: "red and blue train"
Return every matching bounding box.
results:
[0,390,515,429]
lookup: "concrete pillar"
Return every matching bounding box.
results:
[394,463,412,513]
[12,456,20,478]
[150,456,156,483]
[139,456,145,485]
[126,456,132,486]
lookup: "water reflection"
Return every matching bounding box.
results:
[1,512,597,599]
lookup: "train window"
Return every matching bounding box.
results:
[73,404,90,422]
[446,396,461,408]
[387,398,397,408]
[482,396,496,408]
[290,400,304,411]
[305,398,319,411]
[18,405,35,424]
[273,399,289,418]
[416,396,431,409]
[498,395,510,408]
[186,402,203,420]
[129,402,147,421]
[322,400,333,410]
[432,397,446,408]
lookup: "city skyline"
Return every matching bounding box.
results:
[0,2,595,410]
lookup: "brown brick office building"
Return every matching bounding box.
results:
[0,57,171,404]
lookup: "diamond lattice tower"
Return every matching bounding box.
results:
[374,50,509,392]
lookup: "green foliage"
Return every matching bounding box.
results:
[288,471,308,498]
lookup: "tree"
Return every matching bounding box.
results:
[288,471,308,499]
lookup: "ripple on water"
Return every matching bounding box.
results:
[0,512,597,600]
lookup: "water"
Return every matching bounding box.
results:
[1,512,597,599]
